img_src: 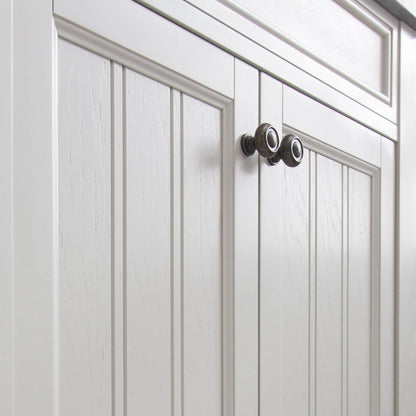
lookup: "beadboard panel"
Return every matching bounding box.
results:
[58,39,232,416]
[259,73,381,415]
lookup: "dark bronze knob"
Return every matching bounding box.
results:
[241,123,280,159]
[268,134,304,167]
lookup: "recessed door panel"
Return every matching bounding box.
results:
[259,73,384,416]
[58,39,231,416]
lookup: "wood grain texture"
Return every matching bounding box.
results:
[260,141,310,415]
[13,1,55,414]
[283,86,383,165]
[58,40,112,416]
[125,69,172,416]
[132,0,398,125]
[221,0,390,94]
[380,139,395,416]
[234,59,259,416]
[0,0,13,413]
[397,22,416,416]
[258,72,284,416]
[54,0,234,98]
[182,94,222,416]
[348,168,372,416]
[316,155,343,416]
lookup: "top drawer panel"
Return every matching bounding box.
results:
[210,0,390,97]
[184,0,397,117]
[133,0,398,127]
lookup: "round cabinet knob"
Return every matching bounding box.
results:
[241,123,280,158]
[268,134,304,167]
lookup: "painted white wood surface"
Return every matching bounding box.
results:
[316,155,343,416]
[53,0,234,99]
[182,95,222,416]
[260,94,388,416]
[348,169,372,416]
[397,22,416,416]
[259,72,310,416]
[13,0,56,415]
[195,0,390,95]
[135,0,398,126]
[234,59,259,416]
[380,139,395,416]
[7,2,398,413]
[0,0,13,414]
[57,37,232,416]
[283,85,383,166]
[58,40,112,416]
[258,72,285,416]
[125,69,172,415]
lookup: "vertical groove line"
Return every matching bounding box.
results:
[122,66,127,416]
[180,92,185,416]
[110,61,116,416]
[170,88,175,416]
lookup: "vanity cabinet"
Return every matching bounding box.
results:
[4,0,415,415]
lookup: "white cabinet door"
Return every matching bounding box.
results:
[57,38,236,416]
[257,74,395,416]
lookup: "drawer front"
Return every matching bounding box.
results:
[129,0,398,131]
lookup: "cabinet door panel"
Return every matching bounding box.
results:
[58,39,231,416]
[259,72,390,416]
